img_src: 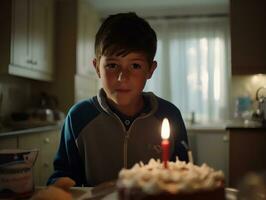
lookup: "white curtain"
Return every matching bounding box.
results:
[145,17,231,123]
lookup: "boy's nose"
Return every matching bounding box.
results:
[117,70,129,81]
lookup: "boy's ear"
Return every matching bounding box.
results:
[147,61,157,79]
[93,58,101,78]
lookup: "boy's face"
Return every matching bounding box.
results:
[93,52,157,112]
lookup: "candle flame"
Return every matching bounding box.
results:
[161,118,170,139]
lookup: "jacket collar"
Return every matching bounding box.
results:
[96,88,158,117]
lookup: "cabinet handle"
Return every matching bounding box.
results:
[44,138,50,143]
[222,135,229,142]
[26,60,32,64]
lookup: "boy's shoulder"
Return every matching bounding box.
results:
[147,92,180,112]
[64,96,100,137]
[69,97,97,113]
[146,92,182,120]
[157,96,179,110]
[67,96,100,122]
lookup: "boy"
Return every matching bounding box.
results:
[47,12,188,187]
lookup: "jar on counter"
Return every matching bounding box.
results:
[234,95,253,120]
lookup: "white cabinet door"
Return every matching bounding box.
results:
[44,0,54,76]
[18,130,60,186]
[31,0,46,73]
[11,0,31,70]
[188,130,229,185]
[18,132,41,185]
[77,0,98,76]
[9,0,54,81]
[38,130,60,186]
[31,0,54,76]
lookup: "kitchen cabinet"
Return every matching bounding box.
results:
[18,130,60,186]
[77,0,98,77]
[0,0,54,81]
[188,130,229,185]
[0,135,18,149]
[188,128,266,187]
[74,0,99,102]
[10,0,54,81]
[229,128,266,187]
[31,0,100,114]
[230,0,266,74]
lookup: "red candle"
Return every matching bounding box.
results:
[161,118,170,168]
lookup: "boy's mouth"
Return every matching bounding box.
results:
[115,89,131,93]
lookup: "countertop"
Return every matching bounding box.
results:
[29,187,237,200]
[0,122,62,137]
[186,120,265,131]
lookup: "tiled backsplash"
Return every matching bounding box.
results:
[75,74,99,103]
[0,75,31,117]
[230,74,266,118]
[0,72,100,120]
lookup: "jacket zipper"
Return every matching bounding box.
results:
[112,113,149,169]
[111,113,130,168]
[122,118,140,169]
[123,133,129,168]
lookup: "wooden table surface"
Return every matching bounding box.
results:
[32,186,118,200]
[31,186,237,200]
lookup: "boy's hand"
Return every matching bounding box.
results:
[31,177,75,200]
[53,177,76,191]
[31,186,72,200]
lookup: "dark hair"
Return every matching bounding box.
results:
[94,12,157,64]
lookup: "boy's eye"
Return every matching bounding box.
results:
[131,63,142,69]
[105,63,118,69]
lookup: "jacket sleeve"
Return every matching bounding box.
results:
[46,115,86,186]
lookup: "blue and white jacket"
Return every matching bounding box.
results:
[47,89,188,186]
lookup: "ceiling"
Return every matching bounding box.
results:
[87,0,229,18]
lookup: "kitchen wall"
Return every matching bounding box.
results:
[28,0,100,115]
[230,74,266,118]
[75,74,99,102]
[0,75,31,117]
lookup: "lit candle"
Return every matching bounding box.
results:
[161,118,170,168]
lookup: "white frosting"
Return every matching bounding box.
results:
[118,158,224,194]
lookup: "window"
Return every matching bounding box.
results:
[145,17,231,122]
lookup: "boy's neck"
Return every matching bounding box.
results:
[107,97,144,117]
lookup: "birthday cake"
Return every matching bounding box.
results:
[117,159,225,200]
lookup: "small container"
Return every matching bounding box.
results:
[234,96,253,119]
[0,149,39,199]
